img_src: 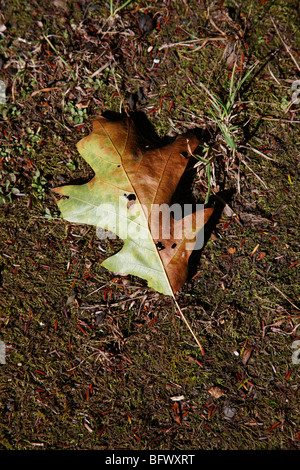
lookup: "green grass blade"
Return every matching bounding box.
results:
[112,0,134,15]
[43,35,75,82]
[226,63,257,112]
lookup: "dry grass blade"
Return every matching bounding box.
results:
[240,145,278,162]
[159,37,226,51]
[267,281,300,311]
[238,155,268,189]
[271,17,300,72]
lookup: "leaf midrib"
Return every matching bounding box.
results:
[101,119,174,296]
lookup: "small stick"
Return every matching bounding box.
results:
[238,155,268,189]
[159,37,226,51]
[267,281,299,311]
[271,18,300,72]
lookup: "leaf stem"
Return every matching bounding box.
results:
[172,296,205,355]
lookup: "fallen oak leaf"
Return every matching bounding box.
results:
[52,116,213,349]
[53,116,213,294]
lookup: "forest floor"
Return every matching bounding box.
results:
[0,0,299,451]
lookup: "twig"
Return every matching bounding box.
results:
[267,281,299,311]
[240,145,278,162]
[66,351,99,372]
[271,18,300,72]
[89,61,111,79]
[85,283,110,297]
[159,37,226,51]
[31,86,64,97]
[238,155,268,189]
[110,67,127,114]
[206,6,227,37]
[249,114,300,123]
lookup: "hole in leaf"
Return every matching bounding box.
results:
[171,243,177,249]
[156,241,165,251]
[125,193,137,209]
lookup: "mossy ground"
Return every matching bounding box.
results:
[0,0,299,450]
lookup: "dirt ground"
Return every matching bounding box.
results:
[0,0,299,451]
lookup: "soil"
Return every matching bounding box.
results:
[0,0,299,451]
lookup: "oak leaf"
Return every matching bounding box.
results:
[53,116,213,296]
